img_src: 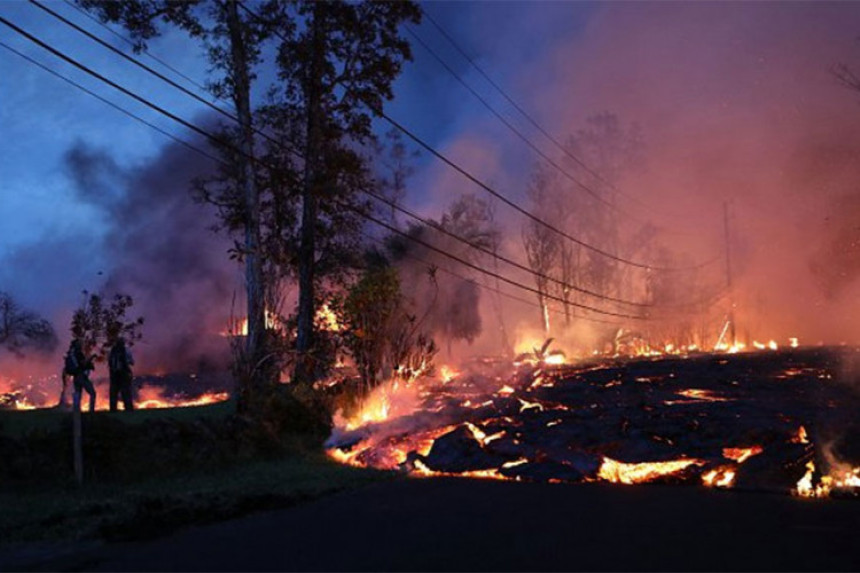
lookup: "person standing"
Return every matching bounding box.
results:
[66,338,96,413]
[108,337,135,411]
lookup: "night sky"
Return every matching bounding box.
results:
[2,1,860,370]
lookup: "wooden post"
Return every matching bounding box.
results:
[72,404,83,486]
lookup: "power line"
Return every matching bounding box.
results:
[0,15,234,155]
[346,205,647,320]
[420,8,677,225]
[60,0,210,96]
[375,109,721,273]
[29,0,303,163]
[1,20,646,322]
[366,188,728,310]
[30,0,235,122]
[41,0,658,308]
[0,40,223,166]
[231,2,718,273]
[361,187,651,308]
[360,230,625,327]
[406,25,622,215]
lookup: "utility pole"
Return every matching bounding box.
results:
[723,201,736,347]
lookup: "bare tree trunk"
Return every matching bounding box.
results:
[225,1,265,401]
[294,4,325,384]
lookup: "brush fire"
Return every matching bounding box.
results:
[0,372,230,411]
[326,342,860,499]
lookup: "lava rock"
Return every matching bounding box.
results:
[423,425,508,473]
[733,442,813,492]
[499,460,589,483]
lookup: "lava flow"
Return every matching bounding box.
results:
[326,346,860,498]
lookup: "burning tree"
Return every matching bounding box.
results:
[0,291,57,356]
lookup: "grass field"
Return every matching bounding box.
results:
[0,400,393,546]
[0,454,392,545]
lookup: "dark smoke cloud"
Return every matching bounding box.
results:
[71,131,237,372]
[0,121,238,375]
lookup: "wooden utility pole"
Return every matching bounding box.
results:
[723,201,736,346]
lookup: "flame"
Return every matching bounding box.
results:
[791,425,809,444]
[794,460,860,498]
[412,458,512,480]
[317,304,341,332]
[597,457,704,484]
[338,389,391,431]
[795,461,819,497]
[702,467,736,488]
[137,391,229,409]
[464,422,505,446]
[221,309,280,336]
[517,397,544,413]
[722,445,763,463]
[543,353,566,365]
[676,389,732,402]
[789,337,799,348]
[12,397,37,410]
[439,365,459,383]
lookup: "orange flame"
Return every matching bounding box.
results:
[597,457,703,484]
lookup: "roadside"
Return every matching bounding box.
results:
[82,478,860,572]
[0,455,393,571]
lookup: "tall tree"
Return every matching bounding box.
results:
[562,112,645,302]
[79,0,279,409]
[266,1,420,384]
[522,165,560,335]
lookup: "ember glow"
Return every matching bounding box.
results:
[702,467,736,488]
[722,446,763,464]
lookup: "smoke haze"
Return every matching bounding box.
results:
[413,1,860,358]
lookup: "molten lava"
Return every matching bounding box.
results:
[597,457,704,484]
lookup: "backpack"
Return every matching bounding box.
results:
[64,351,79,376]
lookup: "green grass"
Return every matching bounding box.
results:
[0,453,395,545]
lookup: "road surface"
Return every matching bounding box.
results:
[29,477,859,571]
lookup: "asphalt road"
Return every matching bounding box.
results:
[48,477,859,571]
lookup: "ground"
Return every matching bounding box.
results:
[3,349,860,571]
[4,477,859,571]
